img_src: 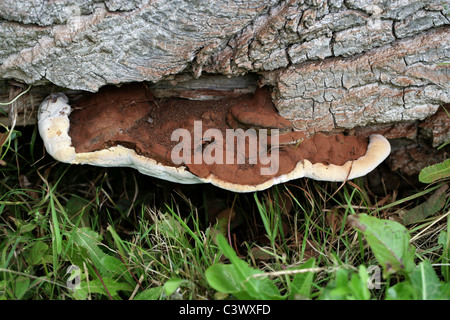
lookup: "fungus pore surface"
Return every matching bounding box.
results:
[38,83,391,192]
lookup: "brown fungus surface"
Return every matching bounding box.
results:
[68,83,369,186]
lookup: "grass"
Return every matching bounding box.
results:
[0,121,449,300]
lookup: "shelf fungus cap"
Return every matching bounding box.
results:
[38,87,391,193]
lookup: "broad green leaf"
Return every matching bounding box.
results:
[25,241,49,266]
[73,278,133,300]
[289,258,316,299]
[403,185,448,225]
[133,287,164,300]
[98,255,133,284]
[205,234,283,300]
[14,276,30,300]
[18,223,36,234]
[348,266,371,300]
[349,214,415,276]
[319,267,371,300]
[66,196,92,227]
[419,159,450,183]
[216,234,283,299]
[72,228,134,285]
[409,260,447,300]
[164,278,189,296]
[386,282,417,300]
[206,264,257,300]
[388,260,449,300]
[72,228,107,268]
[319,269,351,300]
[66,196,92,216]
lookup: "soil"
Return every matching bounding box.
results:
[69,83,369,186]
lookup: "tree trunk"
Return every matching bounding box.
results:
[1,0,449,176]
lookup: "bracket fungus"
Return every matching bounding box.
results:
[38,83,391,192]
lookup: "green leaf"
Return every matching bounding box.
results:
[163,278,189,296]
[419,159,450,183]
[98,255,133,284]
[14,276,30,300]
[206,264,256,300]
[388,260,450,300]
[133,287,164,300]
[319,267,372,300]
[349,214,415,276]
[18,223,36,234]
[66,196,92,216]
[25,241,49,266]
[289,258,316,299]
[386,282,417,300]
[73,278,133,300]
[72,228,135,285]
[409,260,447,300]
[319,269,351,300]
[72,228,107,268]
[205,234,283,300]
[66,196,92,227]
[348,266,371,300]
[402,185,448,225]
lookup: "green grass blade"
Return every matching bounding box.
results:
[49,195,62,255]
